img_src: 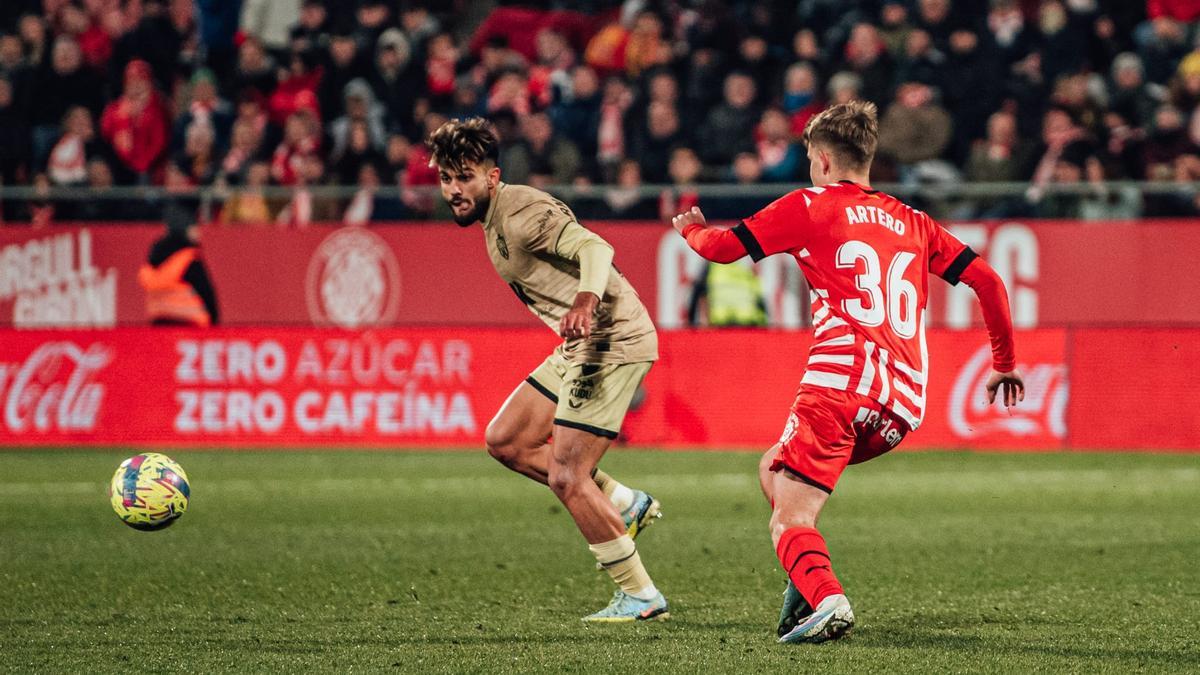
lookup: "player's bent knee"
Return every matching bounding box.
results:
[485,439,517,466]
[759,447,777,473]
[769,484,823,534]
[484,412,523,456]
[546,469,574,497]
[484,433,522,470]
[770,507,818,538]
[758,452,775,501]
[547,464,587,499]
[758,448,777,483]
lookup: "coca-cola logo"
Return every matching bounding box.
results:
[948,345,1067,439]
[305,227,401,328]
[0,342,111,433]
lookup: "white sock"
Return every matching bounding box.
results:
[608,483,636,513]
[627,582,659,601]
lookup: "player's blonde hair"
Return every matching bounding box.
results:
[427,117,500,174]
[802,101,879,170]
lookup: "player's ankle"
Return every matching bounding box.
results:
[590,535,657,599]
[608,483,635,512]
[593,470,636,512]
[627,583,659,601]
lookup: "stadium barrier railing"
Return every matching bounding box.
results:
[0,180,1196,223]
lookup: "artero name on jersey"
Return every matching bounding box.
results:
[845,205,906,235]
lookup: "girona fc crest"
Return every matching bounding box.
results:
[778,412,800,446]
[306,227,402,328]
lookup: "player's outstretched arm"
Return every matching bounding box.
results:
[958,256,1025,408]
[671,207,749,263]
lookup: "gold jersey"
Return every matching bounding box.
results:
[480,182,658,364]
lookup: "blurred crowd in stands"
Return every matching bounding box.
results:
[1,0,1199,224]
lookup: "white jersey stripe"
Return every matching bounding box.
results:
[891,360,926,385]
[856,341,876,396]
[807,354,855,366]
[812,334,855,349]
[876,347,890,405]
[813,317,847,336]
[802,370,850,390]
[812,305,831,324]
[891,378,923,409]
[890,401,920,429]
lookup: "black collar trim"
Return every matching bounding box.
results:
[838,179,879,194]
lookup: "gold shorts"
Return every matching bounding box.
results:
[525,350,652,439]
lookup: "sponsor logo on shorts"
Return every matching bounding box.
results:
[567,366,600,409]
[854,407,905,448]
[567,382,593,409]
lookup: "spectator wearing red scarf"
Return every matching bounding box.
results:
[99,59,169,182]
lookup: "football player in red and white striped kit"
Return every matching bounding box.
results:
[672,101,1025,644]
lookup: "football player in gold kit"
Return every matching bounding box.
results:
[427,118,668,622]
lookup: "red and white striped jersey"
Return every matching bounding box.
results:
[730,181,976,431]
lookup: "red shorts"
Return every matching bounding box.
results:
[768,385,909,493]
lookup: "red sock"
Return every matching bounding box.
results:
[775,526,844,607]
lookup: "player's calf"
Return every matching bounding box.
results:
[769,472,847,635]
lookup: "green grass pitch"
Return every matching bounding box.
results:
[1,449,1198,673]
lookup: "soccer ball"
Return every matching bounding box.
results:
[108,453,191,531]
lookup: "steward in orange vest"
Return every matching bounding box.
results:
[138,227,219,326]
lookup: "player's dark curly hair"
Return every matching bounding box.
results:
[802,101,879,170]
[426,117,500,174]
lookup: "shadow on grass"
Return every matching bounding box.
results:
[387,627,681,648]
[867,626,1200,667]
